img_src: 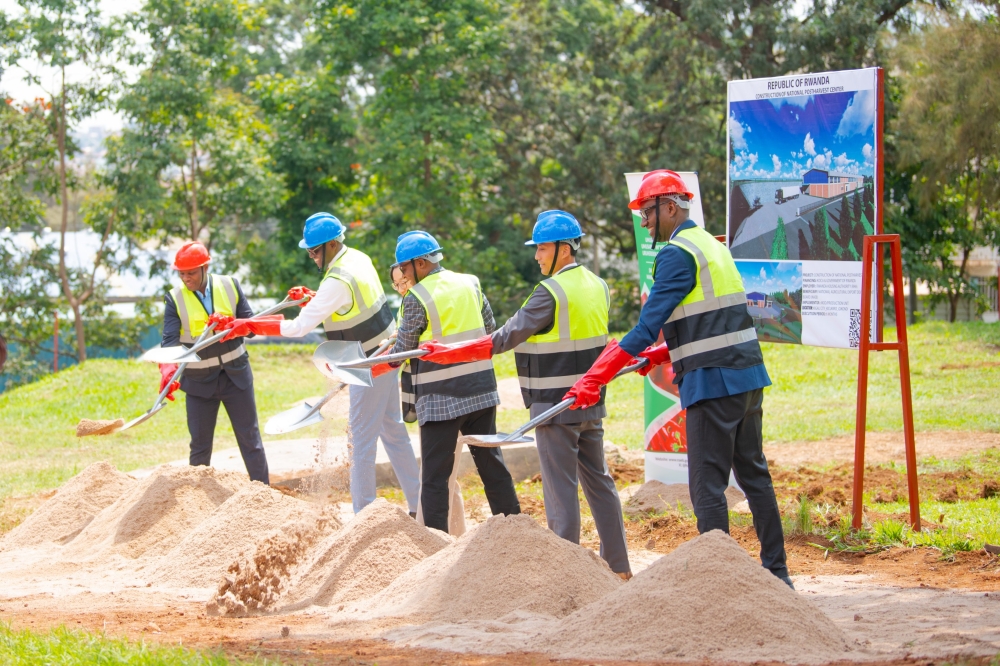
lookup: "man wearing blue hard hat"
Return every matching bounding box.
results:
[220,212,420,516]
[379,230,521,534]
[408,211,632,579]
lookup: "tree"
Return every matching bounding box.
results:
[0,97,53,228]
[894,9,1000,321]
[4,0,124,362]
[111,0,285,264]
[770,215,788,259]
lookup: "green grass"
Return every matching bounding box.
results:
[0,622,272,665]
[1,322,999,507]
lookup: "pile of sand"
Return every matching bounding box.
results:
[0,461,136,551]
[75,418,124,437]
[143,483,324,588]
[209,509,341,616]
[278,499,451,611]
[539,530,850,663]
[623,480,745,515]
[361,513,621,622]
[61,465,248,561]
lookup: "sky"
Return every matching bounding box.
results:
[739,261,803,295]
[728,90,876,181]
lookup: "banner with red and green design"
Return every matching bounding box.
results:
[624,172,705,485]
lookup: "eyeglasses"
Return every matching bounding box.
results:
[638,198,678,221]
[306,245,324,258]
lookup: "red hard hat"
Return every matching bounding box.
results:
[173,241,212,271]
[628,170,694,210]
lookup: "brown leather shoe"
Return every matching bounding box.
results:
[617,571,633,581]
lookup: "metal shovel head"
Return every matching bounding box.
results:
[264,399,325,435]
[460,432,535,447]
[118,401,168,432]
[141,345,203,365]
[312,340,373,387]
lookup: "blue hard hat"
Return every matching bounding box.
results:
[394,230,443,264]
[299,212,347,249]
[525,210,585,246]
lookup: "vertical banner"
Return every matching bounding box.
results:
[727,67,882,348]
[625,171,705,484]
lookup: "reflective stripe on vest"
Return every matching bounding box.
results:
[395,310,417,423]
[659,226,763,379]
[170,274,246,370]
[321,247,395,353]
[513,266,610,406]
[408,270,497,399]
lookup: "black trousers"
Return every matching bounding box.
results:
[686,388,787,577]
[419,406,521,532]
[186,371,270,485]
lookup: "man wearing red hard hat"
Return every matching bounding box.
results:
[564,170,792,589]
[160,241,270,484]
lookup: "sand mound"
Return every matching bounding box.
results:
[209,507,342,617]
[362,513,621,622]
[540,530,849,663]
[624,480,745,515]
[62,465,248,561]
[279,498,451,611]
[143,483,322,588]
[75,418,124,437]
[0,461,135,551]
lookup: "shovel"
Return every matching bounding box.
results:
[140,296,308,365]
[463,358,650,447]
[76,322,221,437]
[312,342,428,387]
[265,338,395,435]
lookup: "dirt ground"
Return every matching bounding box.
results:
[2,431,1000,665]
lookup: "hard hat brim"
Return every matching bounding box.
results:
[298,239,309,249]
[524,232,586,246]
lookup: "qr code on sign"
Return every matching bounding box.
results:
[849,308,861,348]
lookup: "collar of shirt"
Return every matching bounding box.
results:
[669,219,697,240]
[554,262,578,275]
[324,243,349,270]
[194,275,213,313]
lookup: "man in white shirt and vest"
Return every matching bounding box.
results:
[159,241,270,483]
[219,213,420,515]
[414,211,632,578]
[376,231,521,534]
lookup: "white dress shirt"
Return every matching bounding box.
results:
[280,244,355,338]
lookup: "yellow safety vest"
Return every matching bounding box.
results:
[514,265,609,406]
[321,247,395,353]
[170,274,246,369]
[408,269,497,399]
[659,225,763,378]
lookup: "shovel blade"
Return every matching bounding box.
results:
[141,346,202,365]
[462,432,535,447]
[264,401,325,435]
[313,341,373,387]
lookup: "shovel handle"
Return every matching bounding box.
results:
[500,357,650,443]
[337,346,428,369]
[172,296,307,360]
[149,321,219,411]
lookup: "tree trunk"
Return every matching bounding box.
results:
[907,271,917,325]
[949,293,958,323]
[54,66,87,363]
[190,137,199,240]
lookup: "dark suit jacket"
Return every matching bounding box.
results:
[161,276,255,398]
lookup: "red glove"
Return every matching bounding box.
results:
[372,362,397,378]
[418,336,493,365]
[206,312,234,331]
[221,315,284,342]
[288,286,315,305]
[636,343,671,377]
[159,364,180,402]
[563,339,635,410]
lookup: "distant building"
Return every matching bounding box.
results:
[802,169,864,198]
[746,291,770,308]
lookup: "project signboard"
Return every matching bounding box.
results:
[727,67,882,348]
[625,171,704,485]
